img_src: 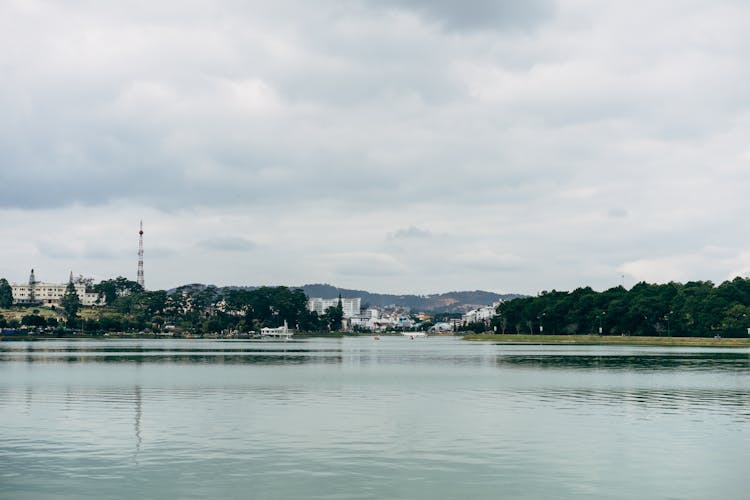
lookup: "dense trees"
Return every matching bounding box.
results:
[223,286,320,332]
[93,277,144,305]
[1,274,340,335]
[492,278,750,338]
[60,284,325,335]
[0,278,13,307]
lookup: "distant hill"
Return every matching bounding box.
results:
[298,284,522,312]
[167,283,524,313]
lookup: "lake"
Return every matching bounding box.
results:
[1,337,749,499]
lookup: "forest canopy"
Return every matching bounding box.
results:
[492,277,750,338]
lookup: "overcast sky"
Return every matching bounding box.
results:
[1,0,749,295]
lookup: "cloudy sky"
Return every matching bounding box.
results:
[1,0,749,295]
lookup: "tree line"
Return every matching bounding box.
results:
[490,277,750,338]
[1,276,346,334]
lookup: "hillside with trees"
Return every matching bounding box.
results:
[170,283,521,313]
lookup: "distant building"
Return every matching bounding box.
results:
[11,269,102,307]
[431,322,454,333]
[349,308,380,330]
[307,297,361,318]
[462,301,502,324]
[261,321,293,339]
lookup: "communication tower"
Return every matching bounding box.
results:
[137,221,145,289]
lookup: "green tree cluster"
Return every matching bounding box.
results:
[493,277,750,337]
[223,286,321,332]
[321,295,344,331]
[60,281,81,324]
[93,277,144,305]
[0,278,13,307]
[68,283,328,335]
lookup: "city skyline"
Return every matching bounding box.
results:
[1,1,749,295]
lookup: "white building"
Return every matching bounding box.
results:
[462,301,502,324]
[349,308,380,329]
[261,321,293,339]
[11,270,102,307]
[307,297,361,318]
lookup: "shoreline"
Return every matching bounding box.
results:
[4,333,749,347]
[463,334,750,347]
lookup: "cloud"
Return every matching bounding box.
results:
[389,226,433,240]
[322,252,407,277]
[619,246,750,285]
[369,0,556,32]
[197,237,258,252]
[452,248,524,271]
[36,242,125,261]
[2,1,750,294]
[608,208,628,219]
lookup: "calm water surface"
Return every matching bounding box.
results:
[1,337,749,499]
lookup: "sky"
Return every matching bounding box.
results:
[1,0,750,295]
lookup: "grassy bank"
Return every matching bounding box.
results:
[463,334,750,347]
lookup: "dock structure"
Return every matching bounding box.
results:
[260,321,293,340]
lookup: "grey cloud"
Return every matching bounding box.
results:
[197,237,258,252]
[451,249,525,272]
[369,0,556,32]
[608,208,628,219]
[323,252,406,277]
[390,226,433,239]
[2,1,750,295]
[36,243,125,260]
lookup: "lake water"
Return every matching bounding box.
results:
[1,337,749,499]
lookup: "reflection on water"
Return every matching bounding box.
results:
[0,340,345,365]
[3,339,748,371]
[2,338,749,500]
[494,352,750,371]
[134,385,141,458]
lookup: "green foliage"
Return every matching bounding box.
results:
[60,282,81,323]
[225,286,318,330]
[0,278,13,307]
[21,314,46,327]
[93,277,143,305]
[322,295,345,331]
[2,280,336,335]
[493,278,750,338]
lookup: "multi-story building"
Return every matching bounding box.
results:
[11,270,102,307]
[307,297,361,318]
[462,301,502,324]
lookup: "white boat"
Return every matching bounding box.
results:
[260,321,293,340]
[402,331,426,339]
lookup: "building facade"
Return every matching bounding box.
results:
[307,297,361,318]
[11,270,102,307]
[461,301,502,324]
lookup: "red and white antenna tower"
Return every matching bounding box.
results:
[137,220,145,289]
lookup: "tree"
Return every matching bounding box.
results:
[60,281,81,324]
[93,277,143,305]
[21,314,46,327]
[0,278,13,308]
[323,295,344,331]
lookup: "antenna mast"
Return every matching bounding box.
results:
[137,221,145,289]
